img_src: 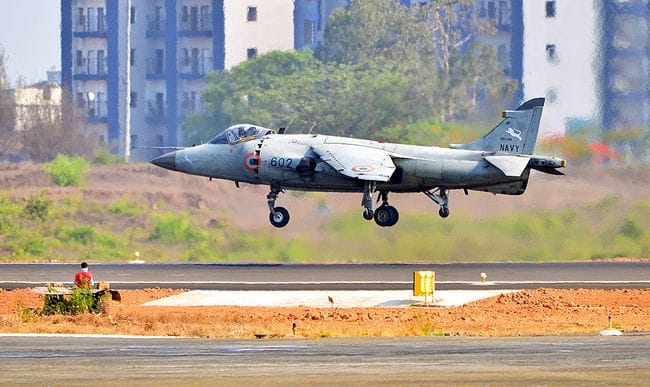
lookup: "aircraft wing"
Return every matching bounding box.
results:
[484,155,531,177]
[311,144,396,181]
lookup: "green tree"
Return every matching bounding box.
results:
[318,0,515,122]
[184,51,417,142]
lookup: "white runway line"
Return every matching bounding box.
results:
[144,290,519,308]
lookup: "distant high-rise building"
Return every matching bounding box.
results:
[61,0,294,160]
[511,0,650,136]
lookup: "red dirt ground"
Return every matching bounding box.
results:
[1,288,649,338]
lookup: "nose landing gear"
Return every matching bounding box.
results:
[267,186,290,228]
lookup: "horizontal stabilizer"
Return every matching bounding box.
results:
[484,155,531,177]
[531,166,565,175]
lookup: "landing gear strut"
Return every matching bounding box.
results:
[361,181,375,220]
[423,187,450,218]
[267,186,290,228]
[374,191,399,227]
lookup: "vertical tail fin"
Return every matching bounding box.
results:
[450,98,545,155]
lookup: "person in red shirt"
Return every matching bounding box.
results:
[74,262,94,288]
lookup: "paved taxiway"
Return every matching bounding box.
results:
[1,262,649,290]
[1,335,648,384]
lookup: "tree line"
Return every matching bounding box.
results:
[184,0,516,144]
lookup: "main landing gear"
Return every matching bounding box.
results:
[374,191,399,227]
[423,187,450,218]
[360,182,400,227]
[267,186,290,228]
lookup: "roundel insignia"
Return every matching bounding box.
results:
[351,164,377,173]
[243,152,261,173]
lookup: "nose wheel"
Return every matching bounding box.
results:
[269,206,290,228]
[267,186,290,228]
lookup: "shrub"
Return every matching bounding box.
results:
[23,193,51,220]
[60,226,95,245]
[41,286,99,315]
[108,199,143,217]
[93,151,123,165]
[45,154,89,187]
[151,213,204,243]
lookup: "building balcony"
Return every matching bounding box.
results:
[178,56,213,79]
[146,100,166,123]
[73,15,107,38]
[146,58,166,80]
[78,99,108,123]
[178,13,212,36]
[146,15,166,38]
[73,58,107,81]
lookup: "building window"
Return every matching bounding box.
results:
[546,0,556,17]
[77,92,84,108]
[130,6,136,23]
[545,44,558,63]
[130,49,135,66]
[247,48,257,59]
[247,6,257,22]
[76,50,83,67]
[498,0,508,26]
[130,92,137,108]
[487,0,496,19]
[304,20,314,46]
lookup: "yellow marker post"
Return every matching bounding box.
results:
[413,271,435,306]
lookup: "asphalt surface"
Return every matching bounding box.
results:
[1,262,649,290]
[1,335,648,384]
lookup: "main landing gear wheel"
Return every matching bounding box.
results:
[267,186,290,228]
[374,205,399,227]
[438,207,450,218]
[269,206,290,228]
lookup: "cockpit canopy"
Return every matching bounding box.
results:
[208,125,274,145]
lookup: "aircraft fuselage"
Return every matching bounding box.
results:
[170,134,527,195]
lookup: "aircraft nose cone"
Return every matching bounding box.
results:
[150,151,177,171]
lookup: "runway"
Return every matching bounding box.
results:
[1,335,648,384]
[1,262,649,290]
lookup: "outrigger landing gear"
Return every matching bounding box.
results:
[423,187,450,218]
[361,181,376,220]
[374,191,399,227]
[267,186,290,228]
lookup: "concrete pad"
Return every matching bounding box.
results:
[143,289,518,308]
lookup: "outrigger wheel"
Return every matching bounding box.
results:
[362,208,374,220]
[269,207,290,228]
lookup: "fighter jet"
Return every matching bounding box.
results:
[151,98,565,228]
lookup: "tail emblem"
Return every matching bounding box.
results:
[505,127,522,141]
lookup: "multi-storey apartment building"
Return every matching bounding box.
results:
[61,0,294,160]
[512,0,650,136]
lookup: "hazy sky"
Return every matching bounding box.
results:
[0,0,60,85]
